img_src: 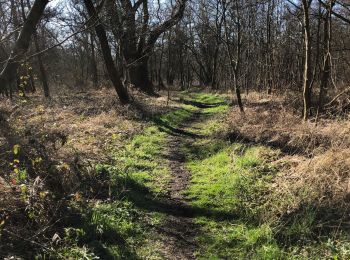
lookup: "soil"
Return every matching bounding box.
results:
[156,113,204,260]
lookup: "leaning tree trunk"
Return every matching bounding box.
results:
[0,0,49,96]
[24,0,50,98]
[83,0,129,104]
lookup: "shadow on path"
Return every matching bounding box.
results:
[119,176,236,222]
[155,118,204,138]
[180,98,226,108]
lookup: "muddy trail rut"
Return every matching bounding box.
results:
[155,111,206,260]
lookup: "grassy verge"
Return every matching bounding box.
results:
[184,96,350,259]
[187,143,283,259]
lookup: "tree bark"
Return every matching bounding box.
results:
[129,56,154,94]
[23,0,49,98]
[222,0,244,113]
[33,31,50,98]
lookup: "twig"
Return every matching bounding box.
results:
[325,87,350,107]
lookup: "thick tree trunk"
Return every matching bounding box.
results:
[23,0,50,98]
[83,0,129,104]
[20,0,37,94]
[129,56,155,95]
[0,0,49,95]
[107,0,186,95]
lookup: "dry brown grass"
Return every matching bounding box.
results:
[0,88,173,258]
[228,91,350,157]
[227,91,350,235]
[272,148,350,216]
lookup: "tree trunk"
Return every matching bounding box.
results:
[83,0,129,104]
[223,0,244,113]
[0,0,49,95]
[34,31,50,98]
[318,0,333,113]
[129,56,155,95]
[20,0,36,94]
[90,33,98,88]
[234,72,244,113]
[23,0,50,97]
[302,0,313,121]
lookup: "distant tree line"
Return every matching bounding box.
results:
[0,0,350,119]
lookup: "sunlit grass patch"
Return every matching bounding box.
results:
[194,114,227,136]
[202,104,228,114]
[188,92,225,105]
[112,125,170,194]
[195,220,283,260]
[186,146,236,212]
[156,105,197,129]
[183,102,284,258]
[179,91,227,107]
[186,143,276,214]
[186,143,284,259]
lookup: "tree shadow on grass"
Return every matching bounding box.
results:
[116,175,237,222]
[154,118,204,138]
[227,130,315,157]
[180,98,227,108]
[63,209,141,260]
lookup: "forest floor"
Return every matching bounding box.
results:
[1,89,350,259]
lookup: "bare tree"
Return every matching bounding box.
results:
[222,0,244,113]
[318,0,334,113]
[105,0,187,95]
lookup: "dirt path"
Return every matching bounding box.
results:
[156,113,203,260]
